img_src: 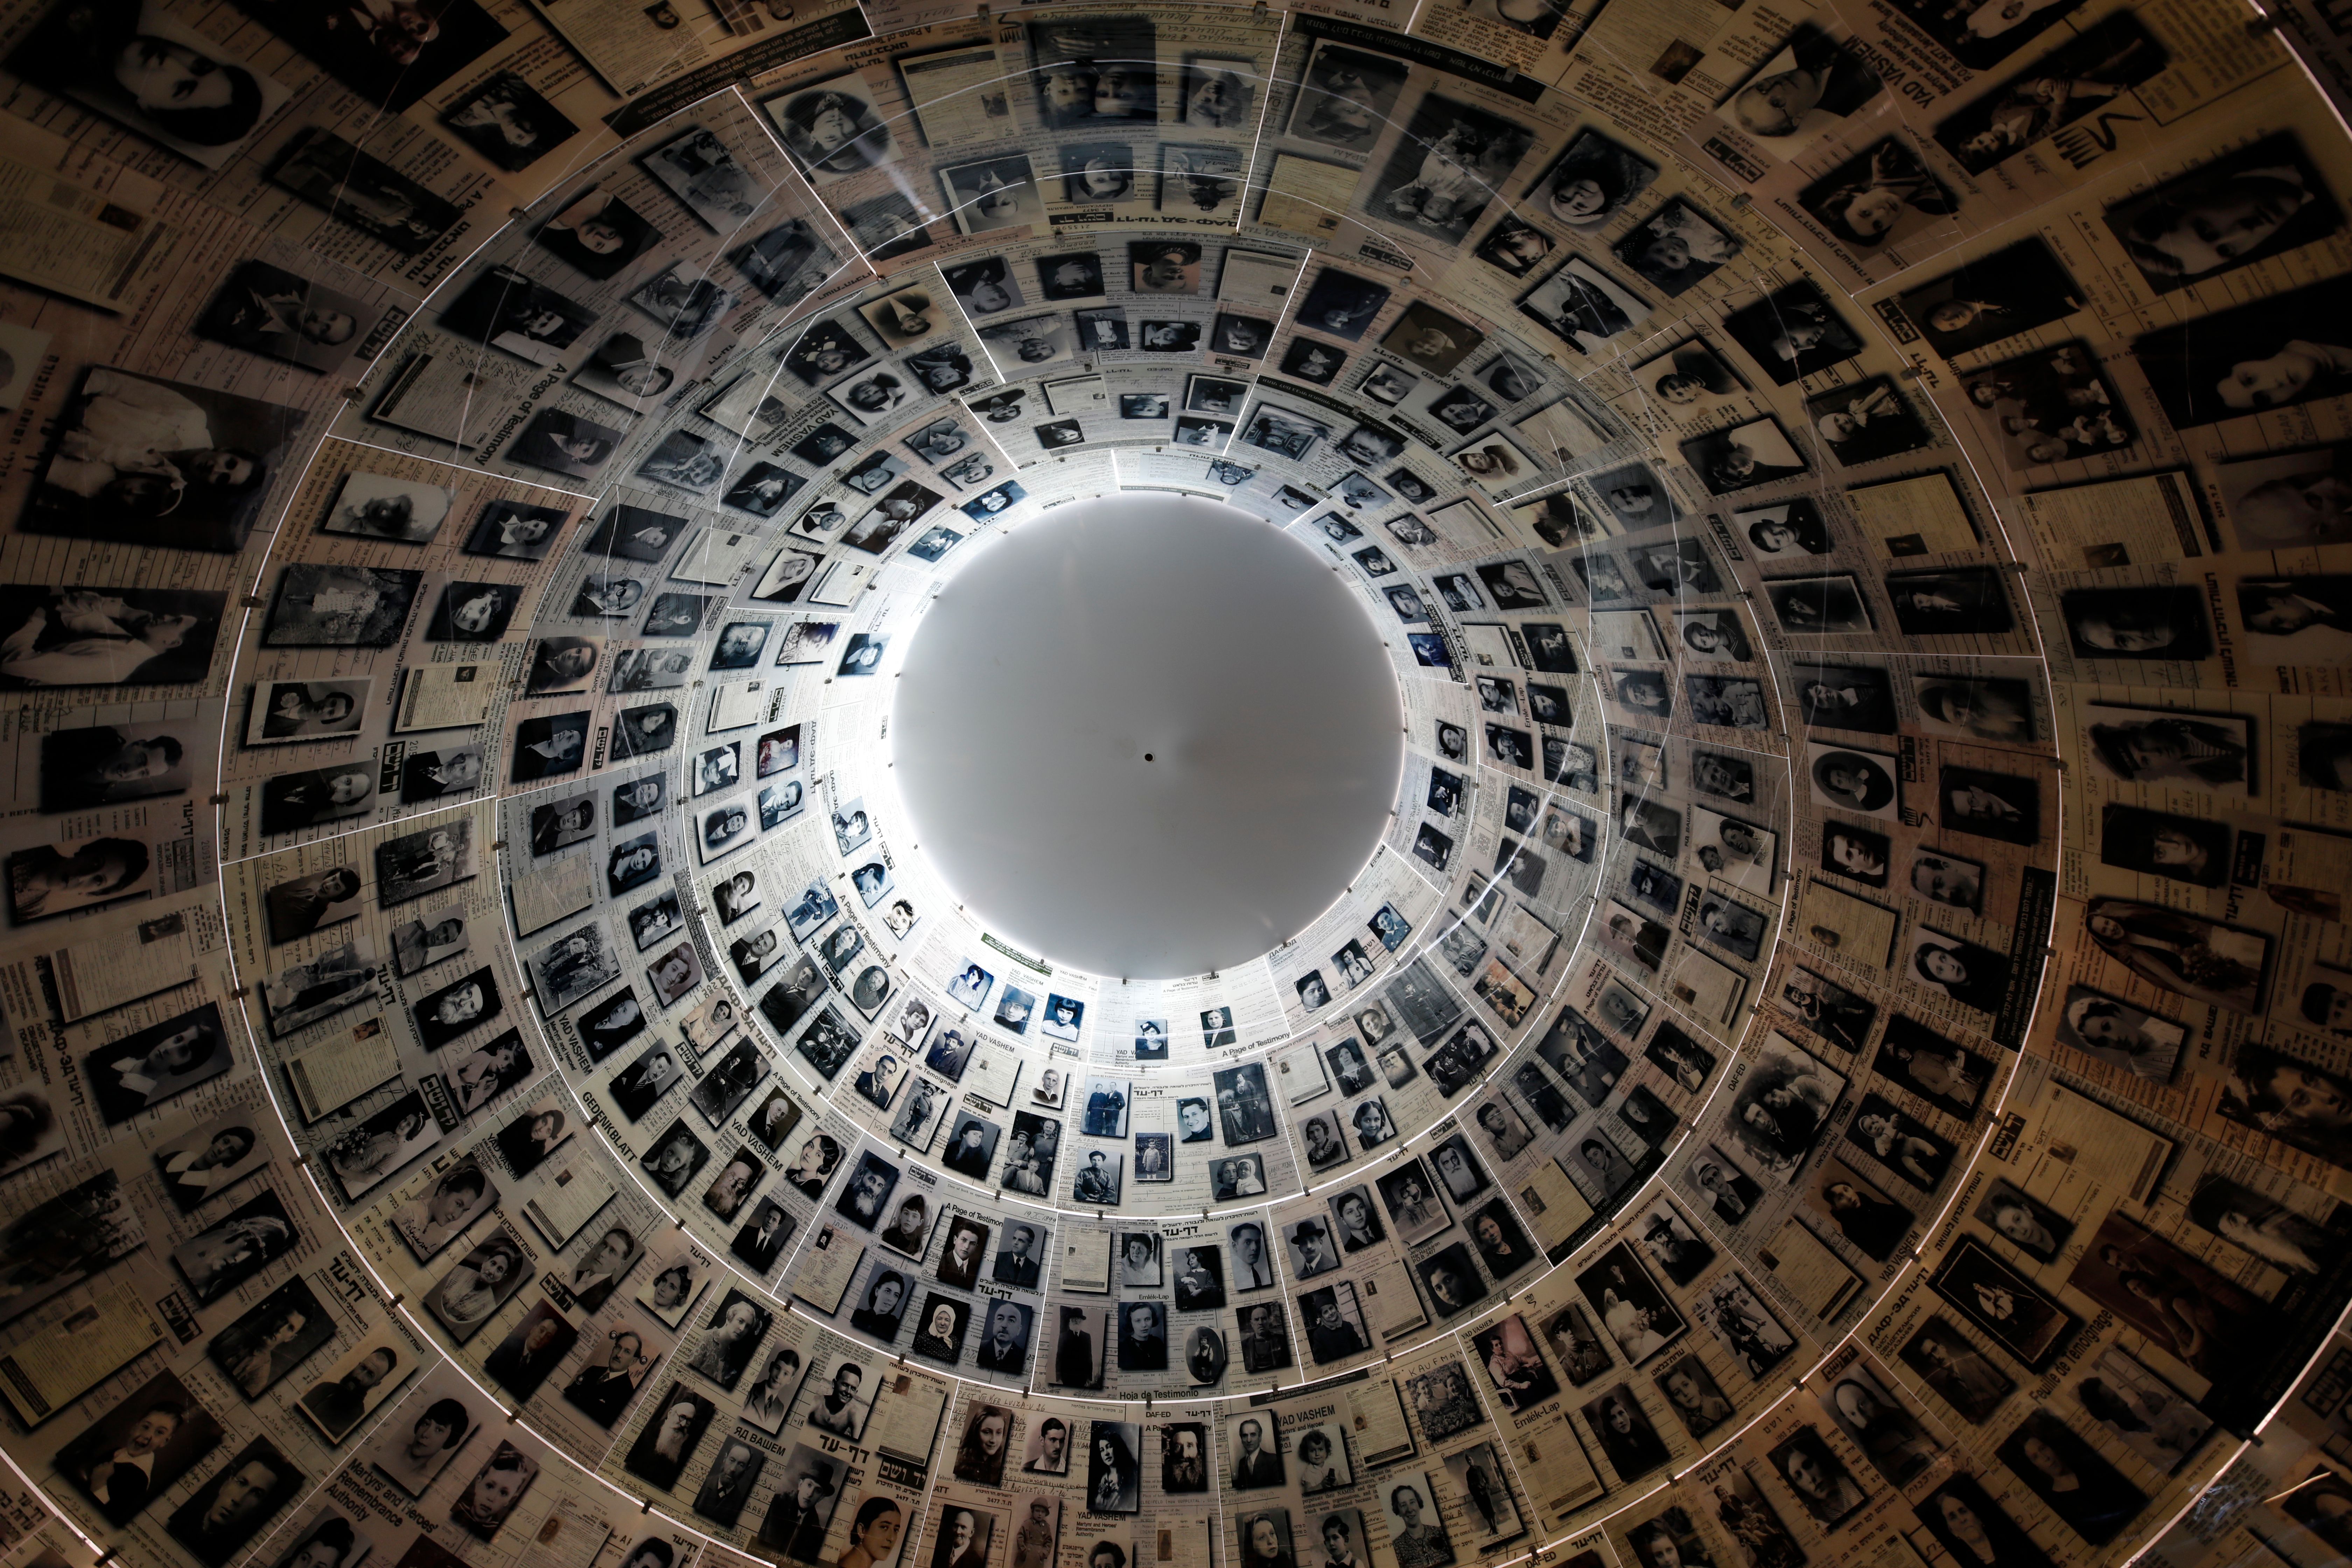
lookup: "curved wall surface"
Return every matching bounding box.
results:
[0,4,2346,1568]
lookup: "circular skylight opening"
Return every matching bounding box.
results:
[892,493,1404,978]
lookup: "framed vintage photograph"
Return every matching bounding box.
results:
[1928,1236,2075,1367]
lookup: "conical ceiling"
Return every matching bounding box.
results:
[0,4,2343,1568]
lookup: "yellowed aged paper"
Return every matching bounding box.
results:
[0,153,167,312]
[1512,1407,1606,1522]
[282,1016,401,1121]
[791,1222,867,1314]
[513,858,598,939]
[1258,155,1362,243]
[1848,474,1976,560]
[394,661,498,734]
[1793,877,1900,968]
[1759,1216,1863,1320]
[1519,1157,1596,1252]
[1344,1373,1416,1467]
[896,44,1017,151]
[1060,1225,1112,1293]
[2002,1055,2177,1204]
[1364,1255,1430,1341]
[522,1158,621,1248]
[0,1284,163,1426]
[6,889,227,1026]
[865,1368,949,1467]
[2015,473,2209,570]
[526,0,713,97]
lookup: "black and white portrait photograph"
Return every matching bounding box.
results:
[406,966,498,1052]
[1525,129,1657,229]
[1716,23,1884,155]
[2052,983,2183,1082]
[1286,41,1407,146]
[1956,337,2132,468]
[1653,1354,1735,1439]
[439,264,595,369]
[1580,1386,1670,1483]
[24,362,307,556]
[1722,281,1863,384]
[254,759,373,833]
[1518,257,1649,356]
[1807,378,1933,466]
[2072,1349,2212,1475]
[1936,10,2167,173]
[166,1437,305,1567]
[1084,1420,1144,1512]
[1724,1031,1846,1183]
[2079,703,2252,800]
[1694,892,1768,962]
[640,124,768,230]
[535,191,661,280]
[1767,1427,1869,1529]
[193,262,376,378]
[1881,568,2014,638]
[766,73,895,182]
[1363,96,1531,241]
[1612,199,1741,295]
[1681,418,1809,495]
[466,500,567,561]
[577,334,683,409]
[1788,661,1896,733]
[1691,1272,1798,1379]
[1795,135,1958,251]
[55,1367,224,1526]
[1995,1409,2148,1544]
[86,1006,235,1128]
[939,152,1041,234]
[1940,765,2041,845]
[8,0,291,169]
[270,130,462,254]
[509,408,622,479]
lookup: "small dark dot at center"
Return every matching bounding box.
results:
[1144,753,1154,761]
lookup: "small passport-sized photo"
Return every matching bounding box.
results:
[509,408,623,480]
[247,680,371,747]
[196,261,380,373]
[262,565,419,648]
[440,71,576,172]
[7,0,290,168]
[535,190,662,280]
